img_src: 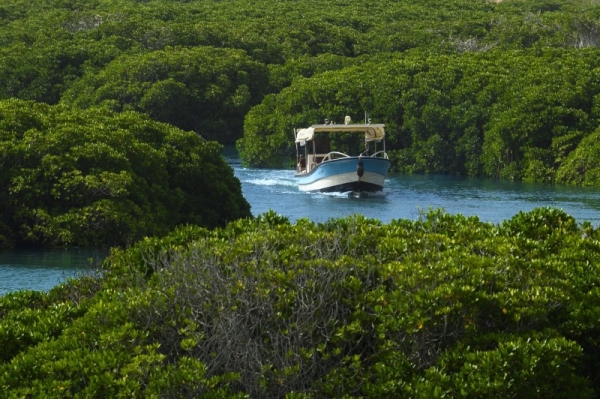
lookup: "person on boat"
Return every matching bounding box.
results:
[297,155,306,173]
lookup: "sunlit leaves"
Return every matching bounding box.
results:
[0,0,599,180]
[93,208,600,395]
[1,208,600,395]
[556,129,600,186]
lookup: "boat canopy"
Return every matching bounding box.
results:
[295,124,385,143]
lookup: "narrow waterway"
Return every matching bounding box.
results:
[0,249,107,295]
[2,151,599,295]
[227,151,600,225]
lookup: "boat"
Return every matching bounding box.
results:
[294,116,391,193]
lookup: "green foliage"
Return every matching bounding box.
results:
[3,0,600,392]
[239,48,600,185]
[62,46,269,143]
[238,56,415,167]
[0,99,251,248]
[499,207,579,241]
[417,333,590,398]
[0,0,599,181]
[0,289,89,364]
[556,128,600,186]
[2,208,600,396]
[3,0,600,391]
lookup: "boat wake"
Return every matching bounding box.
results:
[234,167,299,194]
[316,190,387,199]
[245,177,296,187]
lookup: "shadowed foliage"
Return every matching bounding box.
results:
[0,99,251,248]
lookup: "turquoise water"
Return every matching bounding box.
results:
[0,249,107,296]
[229,155,600,226]
[2,152,599,295]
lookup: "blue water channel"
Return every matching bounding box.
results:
[229,154,600,226]
[2,151,599,295]
[0,249,107,295]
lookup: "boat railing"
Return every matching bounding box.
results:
[321,151,350,162]
[305,153,329,172]
[370,151,389,159]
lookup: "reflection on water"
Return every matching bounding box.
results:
[0,249,107,296]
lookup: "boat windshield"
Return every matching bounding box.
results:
[314,135,331,154]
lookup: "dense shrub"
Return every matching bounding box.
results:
[2,209,599,397]
[238,49,600,187]
[0,0,599,182]
[0,99,251,248]
[62,46,269,144]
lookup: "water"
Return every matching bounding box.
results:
[0,249,107,296]
[2,151,599,295]
[229,153,600,226]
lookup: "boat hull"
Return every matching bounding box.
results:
[296,157,391,193]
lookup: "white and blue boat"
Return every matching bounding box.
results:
[294,117,391,193]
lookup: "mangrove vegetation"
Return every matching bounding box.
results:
[0,0,599,184]
[1,208,600,397]
[2,0,600,396]
[0,99,250,248]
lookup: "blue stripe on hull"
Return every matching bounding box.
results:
[296,157,391,192]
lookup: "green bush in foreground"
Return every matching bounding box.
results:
[1,208,599,397]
